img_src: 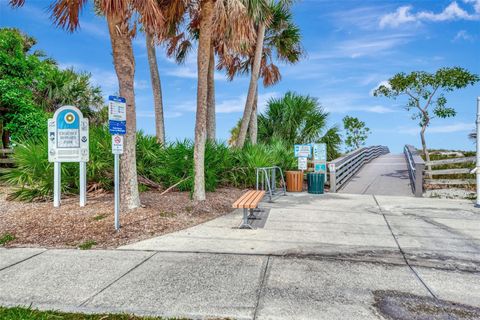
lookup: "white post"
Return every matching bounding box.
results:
[476,97,480,208]
[114,153,120,230]
[54,162,61,207]
[79,162,86,207]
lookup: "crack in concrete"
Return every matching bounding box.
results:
[373,195,458,320]
[403,213,480,253]
[253,256,271,320]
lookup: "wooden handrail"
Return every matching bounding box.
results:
[328,145,389,192]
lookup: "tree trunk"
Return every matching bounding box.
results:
[193,0,215,202]
[206,43,216,141]
[248,84,258,144]
[420,124,433,179]
[235,22,266,148]
[146,32,165,145]
[107,14,141,209]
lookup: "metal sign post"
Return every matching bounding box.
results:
[109,96,127,231]
[475,97,480,207]
[48,106,89,207]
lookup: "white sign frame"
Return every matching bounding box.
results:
[48,106,89,163]
[48,106,88,207]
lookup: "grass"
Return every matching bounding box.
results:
[0,233,15,246]
[0,306,187,320]
[77,240,97,250]
[92,214,106,221]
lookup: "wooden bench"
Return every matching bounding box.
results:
[232,190,265,229]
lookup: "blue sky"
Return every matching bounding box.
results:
[0,0,479,152]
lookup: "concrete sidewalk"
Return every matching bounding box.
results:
[1,193,479,319]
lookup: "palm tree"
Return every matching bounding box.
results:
[219,1,302,147]
[165,0,258,201]
[10,0,166,209]
[257,92,341,159]
[145,32,165,145]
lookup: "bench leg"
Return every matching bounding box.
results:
[239,208,255,229]
[248,208,262,220]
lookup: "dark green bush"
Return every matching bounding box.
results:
[1,128,296,201]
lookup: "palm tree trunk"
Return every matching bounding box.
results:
[235,22,266,148]
[193,0,215,201]
[248,84,258,144]
[206,43,216,141]
[146,32,165,145]
[107,14,140,209]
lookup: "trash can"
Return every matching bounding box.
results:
[307,173,325,194]
[286,171,304,192]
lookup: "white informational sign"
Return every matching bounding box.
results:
[48,106,89,163]
[47,106,88,208]
[294,144,312,158]
[298,157,308,170]
[108,96,126,121]
[112,135,124,154]
[313,143,327,161]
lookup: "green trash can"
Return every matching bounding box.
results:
[307,173,325,194]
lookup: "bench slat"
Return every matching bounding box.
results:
[232,190,265,209]
[232,191,257,208]
[246,191,265,208]
[237,191,259,208]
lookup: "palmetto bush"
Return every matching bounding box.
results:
[229,139,296,188]
[2,127,295,201]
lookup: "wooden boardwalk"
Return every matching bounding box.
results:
[339,153,413,196]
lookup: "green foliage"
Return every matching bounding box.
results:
[78,240,97,250]
[343,116,370,151]
[373,67,479,128]
[229,139,296,188]
[0,28,104,144]
[2,125,296,200]
[0,306,183,320]
[257,92,341,160]
[0,233,15,246]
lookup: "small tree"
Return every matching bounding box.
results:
[343,116,370,151]
[373,67,479,175]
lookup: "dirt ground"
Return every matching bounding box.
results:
[0,186,244,249]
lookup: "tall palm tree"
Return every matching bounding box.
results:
[165,0,258,201]
[10,0,166,209]
[220,1,302,147]
[145,32,165,145]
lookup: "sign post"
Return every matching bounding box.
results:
[48,106,89,207]
[109,96,126,231]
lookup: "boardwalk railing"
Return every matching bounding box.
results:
[328,145,389,192]
[404,145,425,197]
[425,156,475,186]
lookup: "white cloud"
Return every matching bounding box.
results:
[397,122,474,135]
[453,30,474,42]
[363,105,396,114]
[380,1,480,28]
[216,92,279,114]
[464,0,480,13]
[379,6,417,28]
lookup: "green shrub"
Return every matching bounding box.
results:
[2,128,297,201]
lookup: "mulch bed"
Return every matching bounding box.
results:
[0,186,244,249]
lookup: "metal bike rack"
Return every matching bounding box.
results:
[255,166,286,202]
